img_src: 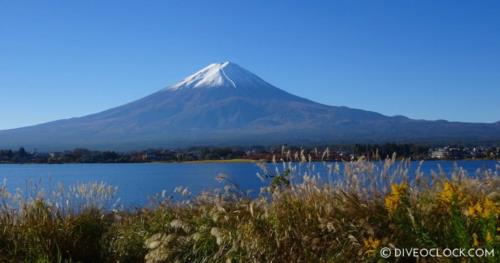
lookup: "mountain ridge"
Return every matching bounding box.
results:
[1,61,499,150]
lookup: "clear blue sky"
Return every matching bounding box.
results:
[1,0,499,130]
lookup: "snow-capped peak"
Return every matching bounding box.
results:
[168,61,269,91]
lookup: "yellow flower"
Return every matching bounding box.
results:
[384,196,398,214]
[385,183,407,214]
[466,198,497,219]
[481,198,496,218]
[439,182,461,204]
[363,236,381,256]
[472,233,479,247]
[466,202,481,218]
[467,205,477,217]
[485,232,493,243]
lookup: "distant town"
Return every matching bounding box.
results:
[0,144,498,164]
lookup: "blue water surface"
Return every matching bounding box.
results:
[0,160,497,207]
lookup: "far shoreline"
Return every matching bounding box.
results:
[0,158,498,165]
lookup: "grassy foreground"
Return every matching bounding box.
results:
[0,157,498,262]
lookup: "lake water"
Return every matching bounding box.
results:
[0,160,497,207]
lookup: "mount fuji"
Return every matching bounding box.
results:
[1,61,499,150]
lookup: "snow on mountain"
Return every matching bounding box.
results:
[169,62,236,89]
[168,61,270,91]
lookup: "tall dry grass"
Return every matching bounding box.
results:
[0,155,498,262]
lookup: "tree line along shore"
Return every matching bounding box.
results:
[0,144,498,164]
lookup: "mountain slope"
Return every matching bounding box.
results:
[1,62,499,150]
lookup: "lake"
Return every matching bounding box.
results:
[0,160,497,207]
